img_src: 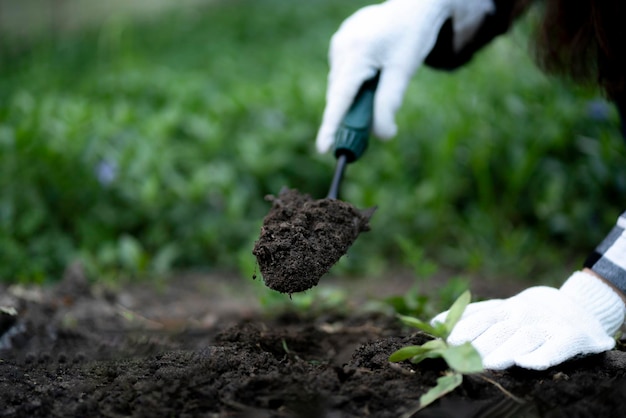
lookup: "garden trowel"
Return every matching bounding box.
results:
[252,72,379,294]
[327,72,380,199]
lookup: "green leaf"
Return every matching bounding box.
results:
[409,349,445,365]
[419,339,447,351]
[388,340,446,363]
[389,346,424,362]
[419,373,463,409]
[440,342,483,374]
[118,235,145,272]
[152,244,180,276]
[444,290,471,337]
[397,314,447,338]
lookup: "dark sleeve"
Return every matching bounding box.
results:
[584,211,626,296]
[425,0,533,70]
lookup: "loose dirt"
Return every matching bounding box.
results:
[1,265,626,418]
[253,188,374,294]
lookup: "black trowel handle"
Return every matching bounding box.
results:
[333,72,380,163]
[327,72,380,199]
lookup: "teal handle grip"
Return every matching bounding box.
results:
[333,72,380,163]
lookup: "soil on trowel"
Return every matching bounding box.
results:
[252,187,375,294]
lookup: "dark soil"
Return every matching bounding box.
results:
[2,265,626,418]
[253,188,374,294]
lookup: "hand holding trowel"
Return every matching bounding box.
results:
[252,74,379,295]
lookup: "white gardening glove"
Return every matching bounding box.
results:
[432,271,626,370]
[316,0,496,153]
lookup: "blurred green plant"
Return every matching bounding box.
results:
[0,0,624,283]
[389,290,483,411]
[250,273,350,316]
[377,235,469,318]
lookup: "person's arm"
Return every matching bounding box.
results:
[433,213,626,371]
[425,0,534,70]
[316,0,524,154]
[585,268,626,304]
[432,271,625,370]
[584,211,626,300]
[430,93,626,370]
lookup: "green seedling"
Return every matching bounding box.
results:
[389,290,483,411]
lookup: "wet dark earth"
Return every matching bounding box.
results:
[2,266,626,418]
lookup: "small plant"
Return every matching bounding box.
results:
[389,290,483,411]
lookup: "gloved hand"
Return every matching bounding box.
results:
[316,0,496,153]
[432,271,626,370]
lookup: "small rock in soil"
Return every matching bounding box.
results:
[252,187,375,294]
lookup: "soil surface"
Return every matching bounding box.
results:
[253,188,374,294]
[2,265,626,418]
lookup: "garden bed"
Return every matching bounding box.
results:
[1,267,626,418]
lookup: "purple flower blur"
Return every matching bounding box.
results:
[586,99,612,121]
[95,159,117,186]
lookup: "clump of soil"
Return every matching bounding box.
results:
[252,187,375,294]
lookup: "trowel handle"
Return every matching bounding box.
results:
[333,72,380,163]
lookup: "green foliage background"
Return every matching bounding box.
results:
[1,0,624,284]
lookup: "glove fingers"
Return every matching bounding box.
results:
[458,299,505,316]
[372,67,412,139]
[515,332,616,371]
[316,65,378,153]
[369,1,454,140]
[480,326,545,370]
[431,299,504,326]
[446,309,503,346]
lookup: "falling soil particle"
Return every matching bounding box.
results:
[252,187,375,294]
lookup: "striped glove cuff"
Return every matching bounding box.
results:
[584,211,626,297]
